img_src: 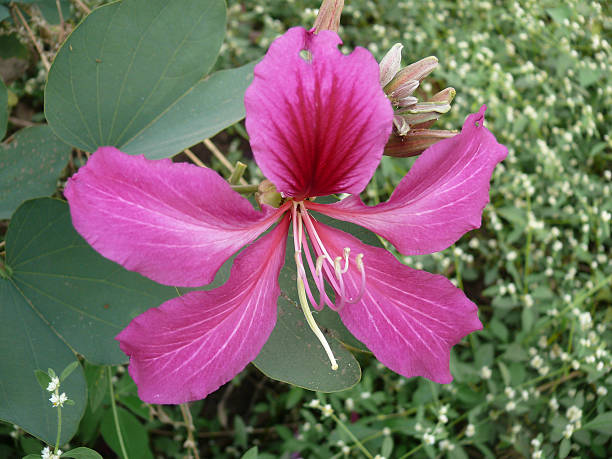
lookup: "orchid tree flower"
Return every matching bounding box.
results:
[65,27,507,404]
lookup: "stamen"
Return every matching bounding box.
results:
[296,276,339,371]
[346,253,367,304]
[315,255,325,276]
[341,247,350,274]
[301,238,334,310]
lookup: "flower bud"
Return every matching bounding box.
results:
[256,180,283,208]
[384,129,457,157]
[379,43,404,87]
[378,46,455,151]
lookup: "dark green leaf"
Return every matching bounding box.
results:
[0,125,70,218]
[100,406,153,459]
[582,412,612,435]
[0,279,86,445]
[60,361,80,382]
[45,0,249,159]
[558,437,570,458]
[253,292,361,392]
[60,447,103,459]
[0,197,181,444]
[85,362,108,412]
[241,447,258,459]
[3,198,177,365]
[0,75,7,139]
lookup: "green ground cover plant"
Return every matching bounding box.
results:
[0,0,610,458]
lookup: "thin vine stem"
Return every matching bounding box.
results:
[330,413,373,459]
[54,404,62,454]
[108,366,129,459]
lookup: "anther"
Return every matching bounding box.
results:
[341,247,350,273]
[347,253,366,304]
[315,255,325,276]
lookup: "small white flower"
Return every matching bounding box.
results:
[532,450,542,459]
[46,377,60,392]
[440,439,455,451]
[360,391,371,399]
[423,432,435,445]
[597,386,608,396]
[563,423,574,439]
[341,445,350,454]
[549,397,559,411]
[41,446,51,459]
[308,399,321,409]
[505,387,516,399]
[505,401,516,411]
[321,404,334,417]
[439,414,448,424]
[465,423,475,437]
[566,406,582,423]
[480,366,492,380]
[49,392,67,408]
[345,398,354,411]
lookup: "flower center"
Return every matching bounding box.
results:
[291,201,367,370]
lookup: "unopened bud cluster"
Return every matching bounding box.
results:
[379,44,457,157]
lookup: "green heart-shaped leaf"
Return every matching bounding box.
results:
[45,0,252,159]
[0,198,179,443]
[0,125,70,218]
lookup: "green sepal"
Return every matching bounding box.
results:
[34,370,52,391]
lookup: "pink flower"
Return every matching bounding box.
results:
[65,27,507,404]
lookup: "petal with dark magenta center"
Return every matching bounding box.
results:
[308,106,508,255]
[245,27,393,199]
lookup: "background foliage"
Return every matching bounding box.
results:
[0,0,610,458]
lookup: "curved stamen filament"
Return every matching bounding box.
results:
[292,201,338,371]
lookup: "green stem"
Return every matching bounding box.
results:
[398,443,423,458]
[230,184,259,194]
[331,413,373,459]
[228,161,247,185]
[523,194,532,294]
[108,366,129,459]
[54,403,62,454]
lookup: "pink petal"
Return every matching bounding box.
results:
[245,27,393,199]
[65,147,286,287]
[312,219,482,383]
[116,215,289,404]
[308,106,507,254]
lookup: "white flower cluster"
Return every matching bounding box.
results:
[41,446,62,459]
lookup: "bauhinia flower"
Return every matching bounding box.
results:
[65,27,507,404]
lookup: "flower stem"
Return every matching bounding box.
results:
[54,403,61,454]
[230,184,259,194]
[228,161,247,185]
[108,366,129,459]
[330,413,373,459]
[523,194,532,294]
